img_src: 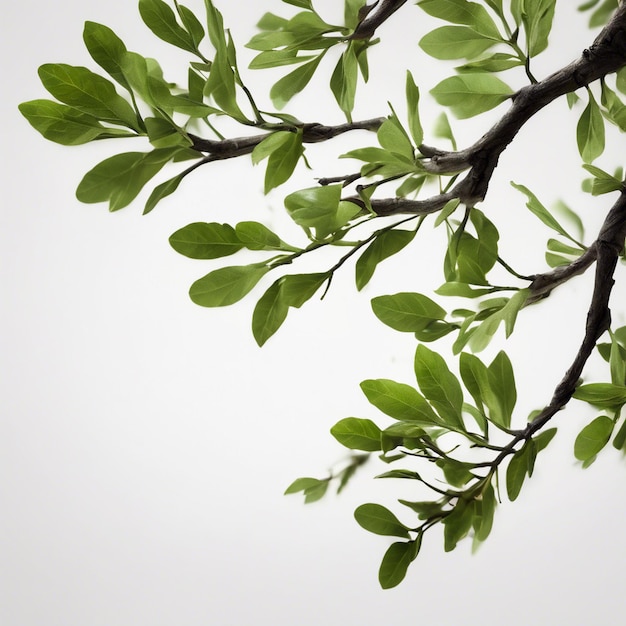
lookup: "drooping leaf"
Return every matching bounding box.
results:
[355,229,416,291]
[378,539,421,589]
[577,90,605,163]
[443,498,474,551]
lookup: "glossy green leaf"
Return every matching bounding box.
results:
[354,503,410,538]
[577,90,605,163]
[331,417,382,451]
[420,26,497,60]
[38,63,140,130]
[360,379,439,423]
[574,415,614,461]
[76,148,178,211]
[18,100,132,145]
[371,292,446,332]
[169,222,243,259]
[356,229,416,291]
[189,264,269,307]
[378,539,421,589]
[414,344,464,429]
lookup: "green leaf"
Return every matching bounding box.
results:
[331,417,382,451]
[378,539,421,589]
[582,164,624,196]
[456,52,522,73]
[430,73,512,118]
[18,100,132,145]
[204,46,245,120]
[377,118,414,159]
[523,0,556,56]
[414,344,464,430]
[506,444,529,501]
[371,292,446,332]
[270,54,325,109]
[487,351,516,429]
[417,0,502,38]
[360,379,439,423]
[139,0,197,53]
[38,63,140,130]
[189,264,269,307]
[176,1,206,47]
[574,415,614,462]
[474,481,496,542]
[354,503,410,538]
[251,272,327,345]
[577,90,605,163]
[511,182,579,241]
[169,222,243,259]
[330,44,358,119]
[263,131,304,193]
[443,498,474,551]
[405,71,424,146]
[144,172,185,214]
[573,383,626,408]
[285,185,360,240]
[284,477,321,495]
[76,149,178,211]
[82,22,133,93]
[252,280,289,346]
[355,229,416,291]
[235,221,284,250]
[420,26,497,60]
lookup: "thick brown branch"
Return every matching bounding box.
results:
[349,0,409,40]
[187,118,385,160]
[366,4,626,216]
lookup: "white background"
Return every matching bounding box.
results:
[2,1,626,624]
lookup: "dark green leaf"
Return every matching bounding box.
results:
[474,481,496,542]
[378,539,421,589]
[235,221,285,250]
[252,279,289,346]
[330,44,358,119]
[506,444,529,501]
[331,417,382,451]
[144,172,185,214]
[139,0,197,53]
[443,498,474,551]
[354,503,410,538]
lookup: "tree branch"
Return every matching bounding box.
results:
[357,4,626,216]
[349,0,410,40]
[187,118,385,160]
